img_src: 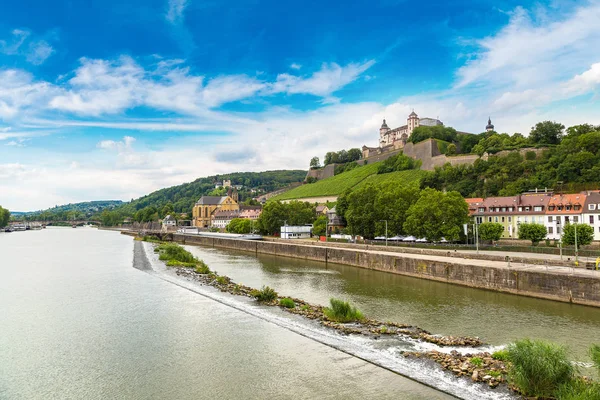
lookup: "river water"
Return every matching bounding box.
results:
[0,228,451,400]
[2,228,599,400]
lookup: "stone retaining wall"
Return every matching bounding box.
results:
[150,233,600,307]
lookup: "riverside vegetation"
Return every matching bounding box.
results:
[143,238,600,398]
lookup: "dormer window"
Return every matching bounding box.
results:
[478,207,485,212]
[566,205,572,211]
[525,207,531,211]
[574,204,581,211]
[518,207,523,212]
[548,205,555,211]
[557,205,563,211]
[590,204,597,211]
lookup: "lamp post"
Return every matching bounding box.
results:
[575,223,579,266]
[475,220,480,254]
[380,220,388,247]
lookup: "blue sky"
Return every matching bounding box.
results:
[1,0,600,211]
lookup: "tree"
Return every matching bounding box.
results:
[313,215,327,237]
[529,121,565,145]
[256,201,315,235]
[518,223,547,245]
[0,206,10,228]
[309,157,321,169]
[226,218,252,234]
[403,189,469,242]
[445,143,457,156]
[561,223,594,247]
[478,222,504,242]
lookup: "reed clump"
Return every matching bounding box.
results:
[323,298,364,323]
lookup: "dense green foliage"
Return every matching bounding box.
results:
[312,215,327,237]
[309,156,321,169]
[273,162,382,200]
[555,378,600,400]
[116,170,305,217]
[334,161,360,175]
[421,123,600,197]
[353,169,427,190]
[409,125,458,144]
[518,223,548,245]
[506,339,574,398]
[279,298,295,309]
[251,286,278,302]
[323,148,362,165]
[562,223,595,247]
[590,344,600,374]
[0,206,10,228]
[478,222,505,242]
[226,218,253,234]
[257,201,316,235]
[403,188,469,242]
[12,200,123,222]
[339,182,420,239]
[323,298,364,322]
[377,152,419,174]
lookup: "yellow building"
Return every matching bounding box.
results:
[192,195,239,228]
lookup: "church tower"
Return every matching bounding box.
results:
[407,110,419,135]
[379,119,390,146]
[486,117,495,132]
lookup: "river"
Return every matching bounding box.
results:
[0,228,451,400]
[2,228,599,399]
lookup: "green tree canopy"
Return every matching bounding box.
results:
[518,223,547,245]
[377,152,418,174]
[0,206,10,228]
[529,121,565,145]
[409,125,458,144]
[310,157,321,169]
[323,148,362,165]
[561,223,594,247]
[257,201,316,235]
[313,215,327,237]
[403,188,469,242]
[478,222,504,242]
[226,218,253,234]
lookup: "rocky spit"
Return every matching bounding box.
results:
[156,242,513,395]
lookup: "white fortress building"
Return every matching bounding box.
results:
[378,111,443,147]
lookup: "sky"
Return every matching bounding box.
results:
[1,0,600,211]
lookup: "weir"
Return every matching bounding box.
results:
[123,232,600,308]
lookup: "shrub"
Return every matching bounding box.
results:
[166,260,197,268]
[195,262,211,274]
[590,344,600,374]
[216,276,230,285]
[301,304,310,311]
[157,243,197,264]
[492,349,510,361]
[470,357,483,367]
[506,339,575,398]
[252,286,278,302]
[279,298,295,308]
[555,379,600,400]
[323,298,364,323]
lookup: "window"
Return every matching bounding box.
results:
[557,205,563,211]
[557,227,561,234]
[574,216,578,223]
[495,217,499,222]
[525,207,531,212]
[524,217,529,222]
[548,205,555,211]
[591,215,595,224]
[548,216,553,222]
[518,207,523,212]
[548,227,553,234]
[488,217,492,222]
[508,217,512,222]
[590,204,597,211]
[574,205,581,211]
[501,207,506,212]
[534,206,543,212]
[509,207,514,212]
[501,217,505,222]
[565,216,570,223]
[478,207,485,212]
[476,217,483,224]
[566,205,572,211]
[517,216,521,223]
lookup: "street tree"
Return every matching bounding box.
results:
[518,223,547,245]
[312,215,327,237]
[226,218,252,234]
[403,188,469,242]
[561,223,594,247]
[478,222,504,242]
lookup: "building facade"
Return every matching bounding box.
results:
[583,192,600,241]
[545,193,586,240]
[192,195,239,228]
[162,215,176,228]
[378,111,443,148]
[281,225,312,239]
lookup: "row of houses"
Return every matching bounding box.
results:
[466,190,600,241]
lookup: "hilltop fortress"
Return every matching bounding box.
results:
[360,111,492,170]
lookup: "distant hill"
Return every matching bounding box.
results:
[114,170,306,216]
[15,200,124,220]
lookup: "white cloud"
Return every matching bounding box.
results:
[166,0,189,24]
[290,63,302,70]
[456,3,600,89]
[0,69,53,120]
[0,28,55,65]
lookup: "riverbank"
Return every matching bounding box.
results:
[122,231,600,307]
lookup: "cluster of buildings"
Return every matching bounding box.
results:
[192,188,262,229]
[466,191,600,241]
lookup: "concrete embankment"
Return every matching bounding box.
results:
[123,231,600,307]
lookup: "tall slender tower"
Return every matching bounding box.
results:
[407,110,419,135]
[486,117,495,132]
[379,119,390,147]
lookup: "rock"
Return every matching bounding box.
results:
[471,370,479,381]
[482,375,492,381]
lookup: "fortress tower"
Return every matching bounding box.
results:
[486,117,495,132]
[407,110,419,135]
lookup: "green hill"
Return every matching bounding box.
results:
[273,163,427,201]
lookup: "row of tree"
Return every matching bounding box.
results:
[476,222,594,246]
[0,206,10,228]
[310,148,362,169]
[256,201,316,235]
[337,185,469,241]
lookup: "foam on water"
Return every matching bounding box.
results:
[138,242,517,400]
